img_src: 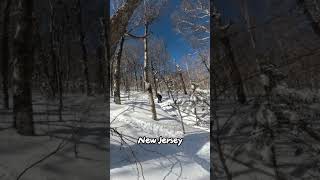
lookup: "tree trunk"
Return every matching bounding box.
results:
[110,59,114,95]
[49,0,58,98]
[221,37,247,104]
[13,0,35,135]
[66,37,72,92]
[141,74,144,91]
[57,24,64,121]
[77,0,91,96]
[144,23,157,120]
[212,7,247,104]
[103,0,111,102]
[110,0,142,57]
[179,71,187,95]
[151,59,158,94]
[97,46,106,94]
[113,36,125,104]
[134,64,139,91]
[1,0,11,109]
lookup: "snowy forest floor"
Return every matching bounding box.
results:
[110,92,210,180]
[0,94,108,180]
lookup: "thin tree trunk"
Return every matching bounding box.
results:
[113,36,125,104]
[97,46,106,94]
[134,64,139,91]
[178,71,187,95]
[212,7,247,104]
[77,0,91,96]
[110,0,142,57]
[104,0,111,102]
[144,23,157,120]
[221,37,247,104]
[1,0,11,109]
[241,0,262,89]
[13,0,35,135]
[141,74,144,91]
[49,0,58,98]
[57,24,64,121]
[151,59,158,94]
[66,38,72,92]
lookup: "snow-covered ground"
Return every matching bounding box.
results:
[110,92,210,180]
[0,94,108,180]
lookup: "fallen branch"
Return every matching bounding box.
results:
[16,138,68,180]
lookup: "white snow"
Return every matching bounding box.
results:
[110,92,210,180]
[0,94,108,180]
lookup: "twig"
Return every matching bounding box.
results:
[16,138,68,180]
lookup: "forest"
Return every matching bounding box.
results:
[0,0,320,180]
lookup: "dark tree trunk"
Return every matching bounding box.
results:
[141,74,144,91]
[13,0,35,135]
[1,0,11,109]
[77,0,91,96]
[57,23,64,121]
[134,64,139,91]
[151,59,158,94]
[110,59,114,95]
[113,36,125,104]
[104,0,111,102]
[97,46,106,94]
[65,7,72,93]
[221,37,247,104]
[144,23,157,120]
[65,38,72,92]
[178,71,187,95]
[110,0,142,57]
[49,0,58,98]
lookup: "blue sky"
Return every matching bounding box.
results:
[113,0,195,62]
[149,0,193,61]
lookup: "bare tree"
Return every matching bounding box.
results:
[141,0,168,120]
[13,0,35,135]
[143,21,157,120]
[176,64,188,95]
[77,0,91,96]
[113,36,125,104]
[212,8,247,104]
[110,0,142,57]
[1,0,11,109]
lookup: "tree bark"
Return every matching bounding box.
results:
[104,0,111,102]
[212,9,247,104]
[134,63,139,91]
[97,46,105,94]
[49,0,58,98]
[151,59,158,94]
[13,0,35,135]
[221,37,247,104]
[110,0,142,57]
[144,23,157,120]
[1,0,11,109]
[178,71,187,95]
[113,36,125,104]
[77,0,91,96]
